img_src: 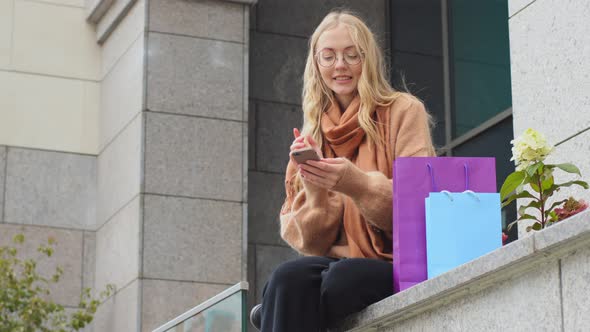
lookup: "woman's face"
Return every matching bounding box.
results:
[316,24,363,106]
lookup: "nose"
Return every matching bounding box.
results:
[334,56,347,69]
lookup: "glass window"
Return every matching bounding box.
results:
[449,0,512,138]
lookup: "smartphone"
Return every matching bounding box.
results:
[290,147,321,164]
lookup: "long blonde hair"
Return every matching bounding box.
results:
[301,10,405,147]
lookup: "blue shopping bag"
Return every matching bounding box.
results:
[425,190,502,279]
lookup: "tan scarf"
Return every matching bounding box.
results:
[321,95,393,260]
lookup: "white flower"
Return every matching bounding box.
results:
[510,128,554,171]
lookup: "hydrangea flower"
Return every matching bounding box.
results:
[510,128,554,171]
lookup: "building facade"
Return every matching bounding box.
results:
[0,0,588,331]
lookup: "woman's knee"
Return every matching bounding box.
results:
[265,256,332,294]
[320,259,393,323]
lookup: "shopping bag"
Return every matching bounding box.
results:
[425,190,502,279]
[393,157,497,292]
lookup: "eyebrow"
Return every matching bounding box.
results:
[318,46,357,52]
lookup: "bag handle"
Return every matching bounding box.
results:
[426,162,470,192]
[439,189,480,202]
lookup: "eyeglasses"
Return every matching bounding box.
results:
[316,49,363,67]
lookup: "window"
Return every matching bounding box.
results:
[390,0,516,240]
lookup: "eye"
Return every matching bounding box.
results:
[321,52,335,60]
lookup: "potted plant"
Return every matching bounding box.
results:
[500,128,589,232]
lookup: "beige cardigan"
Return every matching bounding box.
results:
[280,94,436,259]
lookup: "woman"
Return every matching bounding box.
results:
[251,10,436,332]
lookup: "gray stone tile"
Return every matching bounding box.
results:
[391,0,442,56]
[256,0,387,41]
[242,123,249,203]
[95,196,141,292]
[509,0,535,17]
[144,112,243,201]
[4,148,96,230]
[254,244,298,303]
[247,243,257,317]
[82,231,96,291]
[91,279,140,332]
[146,32,243,121]
[0,224,83,307]
[0,146,5,222]
[142,194,242,284]
[510,0,590,144]
[141,279,229,332]
[249,2,256,31]
[100,33,144,151]
[255,101,303,173]
[250,32,307,105]
[248,171,286,246]
[533,210,590,252]
[149,0,244,43]
[97,113,142,227]
[561,245,590,331]
[248,101,256,171]
[382,262,561,331]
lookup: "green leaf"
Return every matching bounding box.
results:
[555,180,589,190]
[501,190,536,207]
[518,214,539,222]
[500,171,526,200]
[526,162,544,177]
[530,181,541,193]
[541,176,554,191]
[507,220,519,232]
[532,222,543,230]
[519,200,541,217]
[552,163,582,176]
[13,234,25,244]
[545,209,560,221]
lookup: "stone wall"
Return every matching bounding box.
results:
[508,0,590,236]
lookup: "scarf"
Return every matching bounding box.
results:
[321,96,393,260]
[283,95,394,260]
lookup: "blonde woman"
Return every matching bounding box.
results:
[250,10,436,332]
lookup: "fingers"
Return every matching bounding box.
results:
[299,163,330,178]
[305,160,336,173]
[300,168,332,188]
[290,142,306,152]
[315,158,346,165]
[293,128,301,138]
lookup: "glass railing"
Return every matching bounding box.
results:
[152,281,249,332]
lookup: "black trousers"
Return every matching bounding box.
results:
[260,256,394,332]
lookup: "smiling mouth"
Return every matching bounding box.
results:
[334,76,352,81]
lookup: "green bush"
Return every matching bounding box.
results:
[0,234,115,332]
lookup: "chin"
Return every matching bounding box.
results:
[331,88,356,98]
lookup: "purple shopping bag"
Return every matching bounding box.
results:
[393,157,497,292]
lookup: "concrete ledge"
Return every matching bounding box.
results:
[333,210,590,331]
[85,0,138,44]
[86,0,114,24]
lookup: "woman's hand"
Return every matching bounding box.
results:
[289,128,323,165]
[298,158,351,190]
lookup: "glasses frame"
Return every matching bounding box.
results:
[315,48,364,68]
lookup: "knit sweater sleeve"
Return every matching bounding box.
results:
[279,165,345,256]
[332,96,436,232]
